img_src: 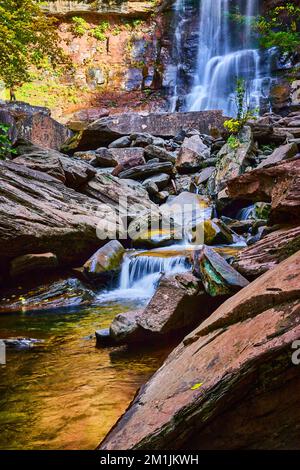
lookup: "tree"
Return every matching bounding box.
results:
[255,2,300,54]
[0,0,69,90]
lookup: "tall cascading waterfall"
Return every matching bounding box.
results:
[169,0,274,115]
[168,0,188,112]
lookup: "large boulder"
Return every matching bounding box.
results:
[13,142,97,189]
[233,225,300,278]
[13,148,66,183]
[82,173,157,222]
[74,111,226,149]
[83,240,125,284]
[193,246,249,296]
[214,126,255,192]
[176,135,210,174]
[0,277,95,313]
[226,158,300,224]
[144,145,176,163]
[0,161,124,280]
[98,272,221,345]
[100,251,300,450]
[257,142,298,168]
[117,161,174,180]
[9,252,58,279]
[0,101,72,150]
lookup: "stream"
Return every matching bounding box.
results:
[0,300,173,450]
[0,246,193,450]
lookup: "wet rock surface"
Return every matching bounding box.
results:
[99,252,300,450]
[0,278,96,313]
[98,272,222,345]
[226,158,300,224]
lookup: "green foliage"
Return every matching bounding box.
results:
[224,79,257,149]
[91,21,110,41]
[224,119,241,135]
[226,135,240,150]
[224,78,257,137]
[0,124,16,159]
[230,2,300,54]
[71,16,90,37]
[255,2,300,53]
[0,1,70,88]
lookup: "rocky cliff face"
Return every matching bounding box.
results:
[3,0,298,121]
[43,1,157,17]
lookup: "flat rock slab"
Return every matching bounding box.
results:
[75,111,226,149]
[118,161,174,180]
[233,225,300,278]
[0,101,72,150]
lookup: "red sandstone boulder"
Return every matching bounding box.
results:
[0,161,124,283]
[99,251,300,450]
[0,101,72,150]
[97,272,222,345]
[226,158,300,224]
[233,225,300,278]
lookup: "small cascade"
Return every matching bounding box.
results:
[237,205,255,220]
[97,251,191,304]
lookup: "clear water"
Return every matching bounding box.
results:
[0,304,171,450]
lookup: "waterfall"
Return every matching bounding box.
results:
[169,0,273,115]
[168,0,188,112]
[237,204,255,220]
[97,252,191,303]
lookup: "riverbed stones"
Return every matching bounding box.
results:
[142,173,170,191]
[0,101,72,150]
[193,246,249,296]
[82,172,157,221]
[0,278,96,313]
[257,142,298,168]
[190,218,237,245]
[194,167,215,185]
[176,135,211,174]
[99,272,221,345]
[130,133,166,148]
[0,161,119,271]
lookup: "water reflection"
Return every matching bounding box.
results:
[0,305,171,450]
